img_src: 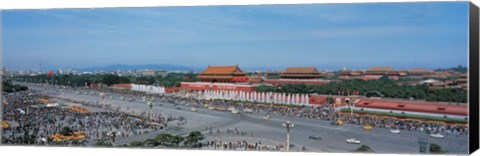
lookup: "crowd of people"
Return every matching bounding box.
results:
[1,91,168,146]
[203,126,253,137]
[204,140,278,151]
[202,139,306,151]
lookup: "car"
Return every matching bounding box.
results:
[330,121,337,125]
[216,107,227,111]
[191,108,198,112]
[243,108,254,113]
[346,138,361,144]
[363,125,373,130]
[176,107,182,110]
[430,133,444,138]
[390,129,400,134]
[262,115,270,120]
[308,136,322,140]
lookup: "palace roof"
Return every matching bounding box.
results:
[200,65,246,75]
[282,67,319,74]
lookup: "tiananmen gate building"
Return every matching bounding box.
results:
[196,65,248,83]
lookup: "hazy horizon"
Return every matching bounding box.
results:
[4,63,468,73]
[3,2,469,71]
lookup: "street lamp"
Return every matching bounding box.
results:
[269,94,274,110]
[84,117,89,131]
[348,98,354,118]
[100,92,107,108]
[282,121,294,152]
[147,100,154,121]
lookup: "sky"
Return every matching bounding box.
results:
[2,2,470,71]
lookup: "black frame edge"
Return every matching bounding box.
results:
[469,1,480,154]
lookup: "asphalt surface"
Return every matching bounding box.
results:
[20,82,469,154]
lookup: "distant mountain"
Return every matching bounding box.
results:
[434,65,468,73]
[76,64,196,72]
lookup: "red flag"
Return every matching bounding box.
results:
[47,71,54,77]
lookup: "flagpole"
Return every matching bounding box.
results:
[51,73,54,85]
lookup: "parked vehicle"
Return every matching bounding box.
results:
[243,108,254,113]
[216,107,227,111]
[430,133,444,138]
[191,107,198,112]
[308,136,322,140]
[262,115,270,120]
[390,129,400,134]
[346,138,361,144]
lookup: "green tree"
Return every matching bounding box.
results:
[135,76,155,85]
[144,138,159,147]
[429,143,445,154]
[255,78,467,103]
[128,141,145,147]
[60,126,74,136]
[184,131,204,147]
[151,133,184,147]
[170,136,185,147]
[354,145,374,153]
[2,80,28,93]
[326,97,334,104]
[101,74,130,86]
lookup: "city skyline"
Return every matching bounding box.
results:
[3,2,469,71]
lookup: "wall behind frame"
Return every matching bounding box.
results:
[469,2,480,154]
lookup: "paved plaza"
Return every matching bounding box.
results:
[1,82,469,154]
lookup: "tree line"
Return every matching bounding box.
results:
[9,73,198,88]
[117,131,204,148]
[3,80,28,93]
[257,77,467,103]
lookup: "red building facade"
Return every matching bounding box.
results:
[179,82,258,92]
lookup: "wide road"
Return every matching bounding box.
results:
[23,82,468,154]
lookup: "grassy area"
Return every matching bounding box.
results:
[340,108,467,124]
